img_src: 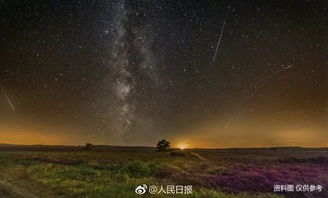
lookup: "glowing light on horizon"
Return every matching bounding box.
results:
[177,143,188,150]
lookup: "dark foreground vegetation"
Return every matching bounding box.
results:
[0,145,327,198]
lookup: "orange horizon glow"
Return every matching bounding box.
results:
[175,142,188,150]
[1,119,328,148]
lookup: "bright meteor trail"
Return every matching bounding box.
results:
[261,64,294,81]
[0,0,325,147]
[212,19,227,64]
[1,85,15,112]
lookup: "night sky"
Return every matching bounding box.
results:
[0,0,327,147]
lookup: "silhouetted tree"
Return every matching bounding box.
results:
[156,139,170,152]
[84,143,94,150]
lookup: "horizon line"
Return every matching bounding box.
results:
[1,143,328,150]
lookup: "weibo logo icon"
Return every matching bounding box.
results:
[135,184,147,195]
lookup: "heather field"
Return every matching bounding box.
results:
[0,146,327,198]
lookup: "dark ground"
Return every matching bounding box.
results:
[0,145,327,198]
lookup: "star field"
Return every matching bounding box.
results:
[0,0,327,147]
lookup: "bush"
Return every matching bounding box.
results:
[84,143,94,150]
[156,139,171,152]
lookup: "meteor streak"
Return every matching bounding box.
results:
[1,84,15,111]
[261,64,293,81]
[212,19,227,64]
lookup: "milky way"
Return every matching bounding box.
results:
[0,0,327,147]
[100,1,160,143]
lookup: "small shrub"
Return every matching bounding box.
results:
[156,139,170,152]
[84,143,94,150]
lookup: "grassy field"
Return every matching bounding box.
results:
[0,145,327,198]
